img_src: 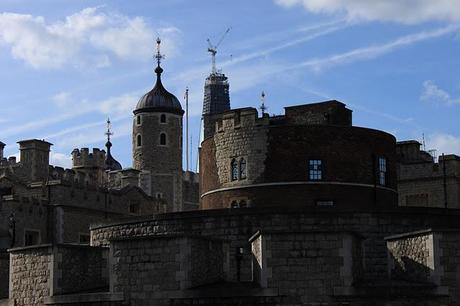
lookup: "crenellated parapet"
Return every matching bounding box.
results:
[71,148,106,169]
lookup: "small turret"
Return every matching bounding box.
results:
[18,139,52,182]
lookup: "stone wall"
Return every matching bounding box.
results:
[386,230,435,283]
[109,235,227,305]
[54,245,108,295]
[9,245,52,306]
[90,207,460,292]
[9,244,109,306]
[251,231,357,304]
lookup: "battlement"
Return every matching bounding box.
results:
[216,107,269,133]
[72,147,106,169]
[0,156,18,167]
[213,100,352,135]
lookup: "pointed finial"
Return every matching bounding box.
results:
[105,118,113,142]
[154,37,165,74]
[260,91,267,115]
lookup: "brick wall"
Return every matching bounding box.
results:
[201,123,397,210]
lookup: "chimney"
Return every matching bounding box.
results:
[18,139,52,182]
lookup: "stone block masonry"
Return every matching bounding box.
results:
[109,235,227,305]
[8,244,108,306]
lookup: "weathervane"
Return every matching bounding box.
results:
[105,118,113,143]
[155,37,165,67]
[260,91,267,115]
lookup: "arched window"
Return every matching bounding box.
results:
[136,134,142,147]
[239,158,247,179]
[136,115,141,125]
[160,133,167,146]
[231,159,238,181]
[160,114,166,123]
[231,201,238,208]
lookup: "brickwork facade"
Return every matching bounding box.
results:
[200,102,397,210]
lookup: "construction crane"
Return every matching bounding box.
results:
[207,27,231,74]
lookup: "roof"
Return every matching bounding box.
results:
[134,66,183,115]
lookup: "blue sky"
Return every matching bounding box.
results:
[1,0,460,170]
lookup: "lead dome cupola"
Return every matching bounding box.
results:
[134,38,183,115]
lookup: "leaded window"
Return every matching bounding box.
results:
[231,159,238,181]
[378,157,386,185]
[309,159,322,180]
[239,158,247,179]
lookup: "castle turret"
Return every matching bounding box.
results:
[18,139,52,182]
[71,147,106,185]
[132,38,184,212]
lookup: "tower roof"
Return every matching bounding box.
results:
[134,38,183,115]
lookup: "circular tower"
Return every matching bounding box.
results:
[132,38,184,212]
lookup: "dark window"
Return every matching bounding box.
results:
[137,134,142,147]
[136,115,141,125]
[231,159,238,181]
[160,133,167,145]
[129,202,140,214]
[231,201,238,208]
[24,230,40,246]
[160,114,166,123]
[79,234,90,245]
[378,157,387,185]
[309,159,322,180]
[239,158,247,179]
[239,200,247,208]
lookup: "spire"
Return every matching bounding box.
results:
[104,118,122,171]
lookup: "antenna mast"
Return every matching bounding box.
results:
[207,28,231,74]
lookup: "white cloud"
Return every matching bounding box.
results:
[0,7,180,69]
[49,151,72,168]
[295,25,460,71]
[429,133,460,155]
[274,0,460,24]
[421,80,460,106]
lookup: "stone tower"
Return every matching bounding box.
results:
[18,139,52,182]
[132,38,184,212]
